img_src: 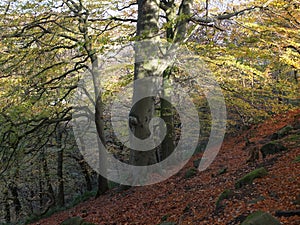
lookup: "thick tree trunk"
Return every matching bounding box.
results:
[95,174,108,197]
[160,0,192,160]
[95,94,109,196]
[129,0,161,167]
[174,0,192,43]
[94,57,109,196]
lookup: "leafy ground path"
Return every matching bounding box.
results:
[32,109,300,225]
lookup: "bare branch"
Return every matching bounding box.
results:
[88,17,137,23]
[116,2,137,11]
[192,6,263,25]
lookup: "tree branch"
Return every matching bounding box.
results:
[192,6,262,25]
[116,2,137,11]
[88,17,137,23]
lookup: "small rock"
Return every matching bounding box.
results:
[241,211,281,225]
[235,168,268,189]
[260,142,287,158]
[60,217,84,225]
[271,125,293,140]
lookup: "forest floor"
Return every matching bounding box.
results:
[31,109,300,225]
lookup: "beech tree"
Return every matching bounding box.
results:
[0,0,299,223]
[128,0,278,167]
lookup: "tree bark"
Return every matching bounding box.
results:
[160,0,192,161]
[56,124,65,207]
[75,2,109,196]
[77,156,93,192]
[94,55,109,196]
[74,130,93,192]
[160,69,175,161]
[95,93,109,196]
[83,163,93,192]
[9,182,21,219]
[129,0,161,167]
[174,0,192,43]
[41,149,55,204]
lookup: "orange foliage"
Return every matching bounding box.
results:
[31,109,300,225]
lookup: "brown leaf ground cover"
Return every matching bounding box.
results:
[32,109,300,225]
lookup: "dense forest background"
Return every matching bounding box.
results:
[0,0,299,224]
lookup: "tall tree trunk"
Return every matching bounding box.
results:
[95,173,108,197]
[9,182,21,219]
[95,94,109,196]
[160,70,175,161]
[174,0,192,43]
[77,5,109,196]
[41,149,55,203]
[56,124,65,207]
[93,45,108,197]
[160,0,192,160]
[95,111,109,196]
[77,156,93,192]
[74,128,93,192]
[129,0,161,168]
[82,162,92,192]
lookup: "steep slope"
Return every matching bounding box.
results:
[31,109,300,225]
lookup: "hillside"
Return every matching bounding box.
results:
[31,109,300,225]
